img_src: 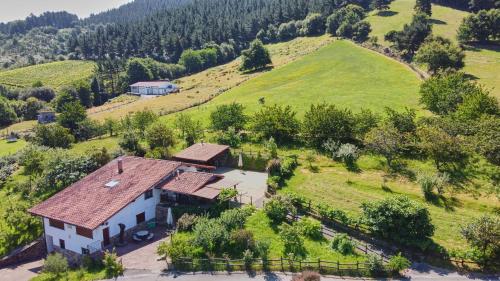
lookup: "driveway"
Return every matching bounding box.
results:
[0,259,43,281]
[214,168,268,208]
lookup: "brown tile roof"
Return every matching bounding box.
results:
[159,171,220,195]
[192,187,222,200]
[29,156,181,230]
[173,143,230,163]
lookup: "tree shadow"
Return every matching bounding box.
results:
[430,18,447,25]
[308,165,320,173]
[241,65,274,75]
[462,42,500,53]
[376,10,398,17]
[425,193,462,212]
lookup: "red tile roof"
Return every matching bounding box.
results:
[160,171,219,195]
[29,156,181,230]
[173,143,230,163]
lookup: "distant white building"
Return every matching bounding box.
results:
[130,81,179,96]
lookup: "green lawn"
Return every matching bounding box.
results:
[367,0,500,98]
[246,210,365,262]
[70,136,120,154]
[0,60,95,91]
[0,139,27,157]
[278,154,498,252]
[164,40,422,125]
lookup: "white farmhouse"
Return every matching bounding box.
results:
[28,153,236,263]
[129,81,179,96]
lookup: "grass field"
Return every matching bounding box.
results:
[164,39,422,125]
[88,36,335,121]
[0,139,27,157]
[278,153,498,252]
[0,60,95,91]
[367,0,500,98]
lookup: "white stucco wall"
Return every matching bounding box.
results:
[43,188,161,254]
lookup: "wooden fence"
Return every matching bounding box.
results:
[169,257,388,277]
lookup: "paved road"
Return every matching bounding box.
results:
[111,269,499,281]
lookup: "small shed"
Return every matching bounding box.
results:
[37,110,56,124]
[130,81,179,96]
[173,143,230,167]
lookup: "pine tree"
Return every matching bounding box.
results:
[371,0,393,11]
[415,0,432,16]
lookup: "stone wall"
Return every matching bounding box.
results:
[0,238,46,269]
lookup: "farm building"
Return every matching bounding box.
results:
[28,156,236,262]
[173,143,231,167]
[37,110,56,124]
[130,81,179,96]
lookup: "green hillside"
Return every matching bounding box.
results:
[367,0,500,98]
[0,60,95,91]
[166,40,422,124]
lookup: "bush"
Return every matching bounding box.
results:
[330,234,355,255]
[231,229,255,255]
[251,104,299,144]
[240,39,272,71]
[264,195,296,224]
[280,157,298,178]
[43,253,68,275]
[177,213,199,231]
[243,249,254,269]
[366,254,385,275]
[316,203,351,225]
[215,127,241,147]
[103,249,124,278]
[279,223,305,257]
[218,207,254,230]
[255,240,271,261]
[157,234,203,261]
[193,217,230,253]
[296,217,322,239]
[210,103,247,132]
[33,124,75,148]
[361,196,435,248]
[387,253,411,275]
[292,270,321,281]
[335,143,359,169]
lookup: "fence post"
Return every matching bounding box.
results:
[299,260,301,271]
[337,260,340,273]
[308,200,311,210]
[281,257,284,272]
[365,244,368,254]
[356,260,359,273]
[192,259,195,275]
[318,258,321,273]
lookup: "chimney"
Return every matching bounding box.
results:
[118,158,123,174]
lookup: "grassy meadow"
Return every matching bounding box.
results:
[0,60,95,91]
[277,153,499,252]
[0,139,27,157]
[367,0,500,98]
[164,39,422,125]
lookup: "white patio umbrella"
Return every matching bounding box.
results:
[238,153,243,169]
[166,207,174,227]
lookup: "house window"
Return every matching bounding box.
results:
[144,190,153,200]
[136,212,145,225]
[59,239,65,250]
[82,248,90,255]
[49,219,64,230]
[76,226,93,239]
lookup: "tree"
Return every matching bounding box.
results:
[384,107,417,134]
[457,9,500,43]
[74,81,93,108]
[326,5,366,38]
[119,130,145,156]
[264,195,296,224]
[0,97,17,126]
[419,72,483,115]
[301,103,355,149]
[300,13,325,36]
[415,0,432,15]
[352,21,372,42]
[371,0,393,11]
[461,215,499,265]
[240,39,272,71]
[471,115,500,165]
[210,103,247,132]
[54,87,78,112]
[415,36,465,73]
[454,89,499,120]
[417,125,469,171]
[19,145,46,175]
[43,253,68,276]
[174,113,204,146]
[354,109,380,139]
[364,124,402,168]
[33,124,75,148]
[103,250,124,278]
[361,195,435,247]
[126,58,153,84]
[385,13,431,56]
[146,122,176,150]
[90,77,102,106]
[131,109,158,138]
[57,101,87,133]
[24,97,45,120]
[279,223,305,256]
[103,118,119,137]
[251,104,299,144]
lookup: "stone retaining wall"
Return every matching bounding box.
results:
[0,237,46,269]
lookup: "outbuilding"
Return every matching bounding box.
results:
[130,81,179,96]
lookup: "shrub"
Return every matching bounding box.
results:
[387,253,411,275]
[264,195,296,224]
[177,213,199,231]
[280,156,298,178]
[292,270,321,281]
[210,103,247,132]
[218,206,254,230]
[366,254,385,275]
[251,104,299,144]
[279,223,305,257]
[33,124,75,148]
[157,234,203,261]
[231,229,255,254]
[296,217,322,239]
[361,195,435,248]
[255,240,271,261]
[331,234,355,255]
[316,203,351,225]
[103,249,124,278]
[43,253,68,275]
[243,249,254,269]
[193,217,230,253]
[335,143,359,169]
[266,159,282,176]
[215,127,241,147]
